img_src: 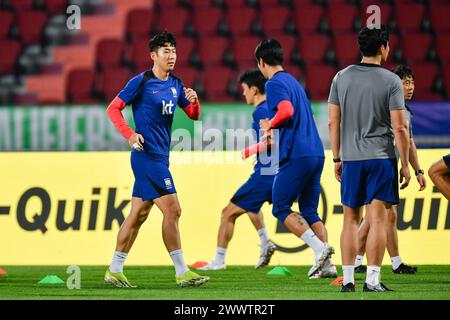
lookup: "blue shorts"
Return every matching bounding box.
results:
[341,159,399,209]
[272,156,324,224]
[230,170,274,213]
[131,151,176,201]
[444,154,450,169]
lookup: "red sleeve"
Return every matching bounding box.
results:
[269,100,294,128]
[182,100,201,120]
[243,140,268,159]
[106,96,135,140]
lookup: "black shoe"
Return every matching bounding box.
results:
[340,283,355,292]
[363,282,393,292]
[354,265,367,273]
[393,263,417,274]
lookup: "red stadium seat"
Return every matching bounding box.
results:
[193,7,223,36]
[173,66,197,88]
[260,6,290,35]
[401,33,432,63]
[98,68,131,102]
[174,36,195,67]
[293,5,324,34]
[333,33,360,67]
[305,64,336,100]
[0,39,21,74]
[155,0,179,9]
[96,38,124,70]
[43,0,66,14]
[430,4,450,32]
[410,63,438,92]
[299,34,330,64]
[436,34,450,63]
[275,35,297,64]
[17,11,47,45]
[0,11,14,39]
[10,0,34,11]
[327,4,358,33]
[443,65,450,95]
[189,0,215,9]
[222,0,250,8]
[126,38,150,70]
[202,66,233,101]
[225,7,256,36]
[156,8,189,35]
[232,35,262,66]
[199,36,229,66]
[67,69,97,103]
[395,3,425,32]
[291,0,316,6]
[126,9,153,40]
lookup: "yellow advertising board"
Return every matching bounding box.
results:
[0,150,449,265]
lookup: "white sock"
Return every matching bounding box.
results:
[169,249,189,277]
[391,256,402,270]
[109,251,128,273]
[214,247,227,265]
[300,229,325,259]
[366,265,381,286]
[355,255,364,267]
[342,265,354,285]
[257,228,269,247]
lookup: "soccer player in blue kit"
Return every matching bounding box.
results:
[104,31,209,288]
[199,69,277,271]
[255,39,336,278]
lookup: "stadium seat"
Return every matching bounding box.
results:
[0,39,21,74]
[125,8,153,41]
[174,36,195,67]
[395,3,426,32]
[0,11,14,39]
[293,5,324,34]
[333,33,360,67]
[43,0,67,14]
[98,68,131,102]
[223,0,251,9]
[401,33,432,63]
[430,3,450,32]
[202,66,233,101]
[443,65,450,96]
[299,34,330,65]
[232,35,262,66]
[410,63,438,93]
[327,4,359,33]
[173,66,197,88]
[67,68,97,104]
[436,34,450,63]
[193,7,223,36]
[96,38,124,70]
[259,6,290,35]
[155,0,180,9]
[291,0,316,6]
[225,7,256,36]
[156,8,189,35]
[198,36,229,66]
[17,11,47,45]
[10,0,34,11]
[275,34,297,65]
[305,64,336,100]
[126,38,150,70]
[188,0,215,9]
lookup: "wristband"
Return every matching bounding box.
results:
[333,157,341,163]
[415,169,424,176]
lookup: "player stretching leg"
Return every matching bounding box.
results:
[354,65,425,275]
[429,154,450,200]
[199,70,277,271]
[255,39,335,278]
[104,32,208,288]
[329,26,411,292]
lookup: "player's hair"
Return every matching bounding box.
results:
[392,64,415,80]
[254,39,284,66]
[239,69,267,94]
[149,31,176,52]
[358,25,390,57]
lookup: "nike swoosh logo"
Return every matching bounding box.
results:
[152,90,159,94]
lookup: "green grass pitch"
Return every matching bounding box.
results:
[0,265,449,300]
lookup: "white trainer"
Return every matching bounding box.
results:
[255,240,277,269]
[307,244,335,277]
[197,262,226,271]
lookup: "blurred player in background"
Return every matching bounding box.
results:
[328,26,411,292]
[199,69,277,271]
[429,154,450,200]
[104,31,208,288]
[354,65,425,275]
[256,39,336,279]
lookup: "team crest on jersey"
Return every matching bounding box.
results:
[171,87,177,98]
[164,178,172,189]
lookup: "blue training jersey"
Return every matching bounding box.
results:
[117,71,190,158]
[252,101,273,171]
[265,71,324,162]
